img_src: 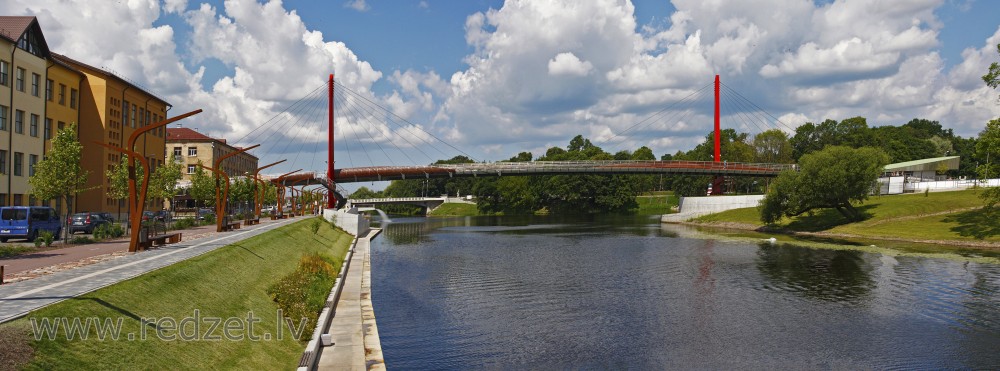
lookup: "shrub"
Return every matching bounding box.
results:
[310,218,321,234]
[70,236,95,244]
[34,237,42,247]
[0,245,34,258]
[266,253,337,340]
[92,223,124,241]
[172,218,194,230]
[39,230,54,247]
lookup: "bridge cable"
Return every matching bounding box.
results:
[336,84,445,164]
[595,82,713,148]
[337,86,429,166]
[720,82,796,133]
[232,81,327,146]
[336,88,407,167]
[334,91,376,171]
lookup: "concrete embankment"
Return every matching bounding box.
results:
[661,195,764,223]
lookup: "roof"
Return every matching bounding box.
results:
[166,127,216,142]
[49,54,84,76]
[53,52,170,107]
[884,156,960,172]
[0,16,35,43]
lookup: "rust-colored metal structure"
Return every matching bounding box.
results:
[273,169,302,217]
[203,144,260,232]
[95,109,202,252]
[251,159,285,219]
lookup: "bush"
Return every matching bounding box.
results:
[0,245,34,258]
[70,236,95,244]
[266,253,337,340]
[92,223,124,241]
[39,230,54,247]
[172,218,194,230]
[34,237,42,247]
[310,218,321,234]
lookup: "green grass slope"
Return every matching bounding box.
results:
[2,217,352,370]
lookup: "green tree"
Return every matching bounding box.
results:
[106,156,131,202]
[759,146,889,223]
[189,161,216,207]
[977,118,1000,210]
[753,129,793,163]
[29,123,90,241]
[350,186,381,199]
[148,156,183,208]
[984,42,1000,99]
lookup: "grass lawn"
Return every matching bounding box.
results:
[1,217,352,370]
[428,203,480,216]
[635,193,678,215]
[692,189,1000,242]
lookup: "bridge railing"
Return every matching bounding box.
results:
[438,160,797,174]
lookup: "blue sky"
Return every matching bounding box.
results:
[4,0,1000,181]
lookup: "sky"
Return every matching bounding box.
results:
[4,0,1000,182]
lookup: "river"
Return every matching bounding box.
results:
[370,215,1000,369]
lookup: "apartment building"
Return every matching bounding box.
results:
[166,127,259,182]
[0,16,52,207]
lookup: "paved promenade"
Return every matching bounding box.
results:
[0,218,299,323]
[316,228,385,370]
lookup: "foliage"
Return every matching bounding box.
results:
[229,176,255,205]
[266,253,338,338]
[752,129,793,163]
[33,236,42,247]
[978,119,1000,210]
[984,42,1000,98]
[38,230,54,247]
[148,155,183,202]
[760,146,890,223]
[106,156,130,201]
[310,218,321,234]
[350,186,381,199]
[188,161,216,207]
[172,218,195,230]
[69,236,95,244]
[0,245,34,258]
[28,123,90,240]
[93,223,124,241]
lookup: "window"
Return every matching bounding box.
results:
[70,89,78,109]
[28,154,37,177]
[131,104,136,128]
[29,114,38,137]
[13,194,22,206]
[58,121,65,131]
[14,110,24,134]
[0,150,6,174]
[188,147,197,156]
[31,73,39,97]
[15,67,25,92]
[139,108,145,126]
[173,147,182,157]
[146,110,152,127]
[187,165,196,174]
[45,79,52,101]
[44,118,51,140]
[0,105,6,131]
[0,60,7,86]
[123,101,129,127]
[13,152,23,176]
[58,84,66,105]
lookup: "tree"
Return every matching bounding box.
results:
[984,42,1000,100]
[350,186,381,199]
[977,118,1000,210]
[753,129,793,163]
[759,146,889,223]
[148,156,183,209]
[188,161,216,207]
[29,123,90,241]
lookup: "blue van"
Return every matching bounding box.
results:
[0,206,61,242]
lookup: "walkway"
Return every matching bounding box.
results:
[0,218,299,323]
[316,228,384,370]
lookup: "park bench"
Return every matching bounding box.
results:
[139,232,182,249]
[222,221,242,231]
[244,218,260,226]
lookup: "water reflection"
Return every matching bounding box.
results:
[372,216,1000,369]
[755,243,876,303]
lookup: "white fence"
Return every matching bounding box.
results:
[879,177,1000,194]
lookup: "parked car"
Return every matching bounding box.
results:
[0,206,61,242]
[153,210,172,222]
[96,212,116,223]
[68,212,111,235]
[196,208,213,220]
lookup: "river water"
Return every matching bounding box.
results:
[370,215,1000,369]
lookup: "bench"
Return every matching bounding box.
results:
[244,218,260,226]
[222,221,242,231]
[139,232,182,249]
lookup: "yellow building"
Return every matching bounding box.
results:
[166,127,258,210]
[56,54,171,215]
[0,16,50,207]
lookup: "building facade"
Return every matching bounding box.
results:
[56,54,171,214]
[0,16,52,207]
[166,128,259,182]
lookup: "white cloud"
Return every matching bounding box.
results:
[548,52,594,76]
[344,0,369,12]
